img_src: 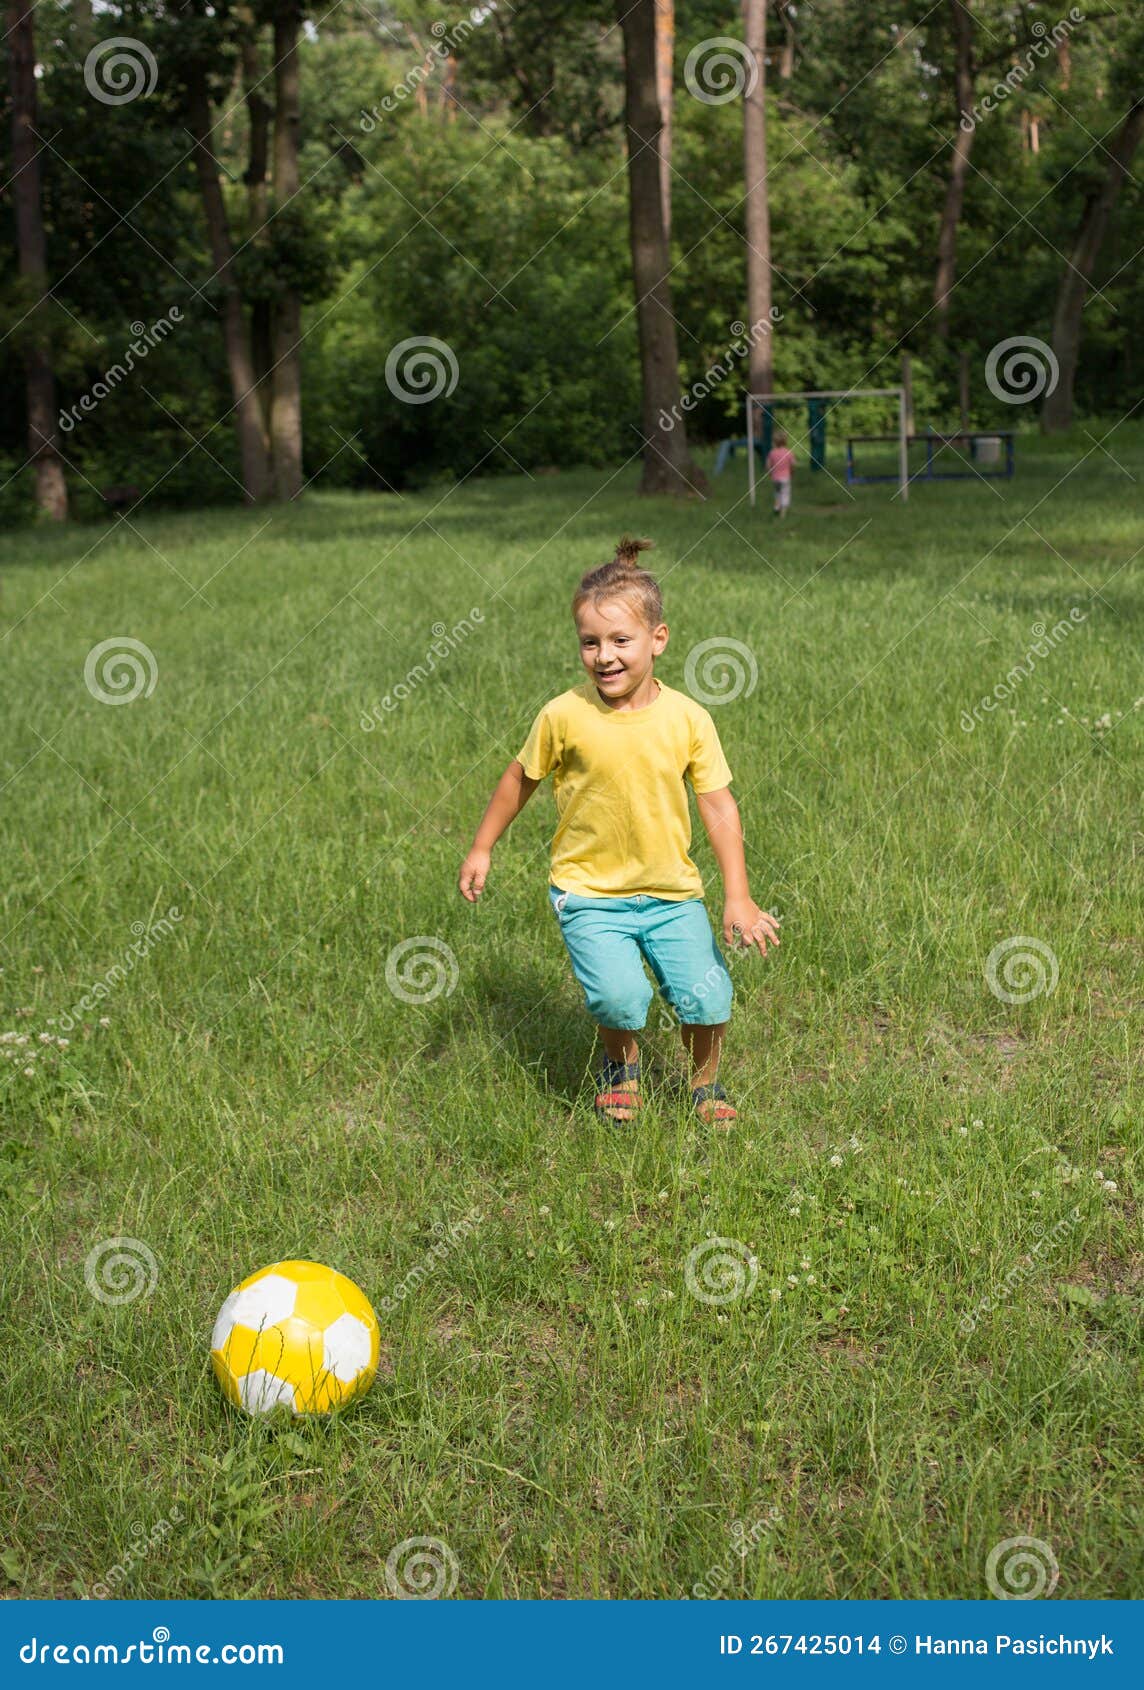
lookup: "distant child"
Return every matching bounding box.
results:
[458,537,779,1126]
[765,429,795,516]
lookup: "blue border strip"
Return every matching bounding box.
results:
[2,1600,1140,1686]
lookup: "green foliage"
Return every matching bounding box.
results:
[1,0,1142,511]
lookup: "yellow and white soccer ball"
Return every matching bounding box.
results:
[211,1260,379,1416]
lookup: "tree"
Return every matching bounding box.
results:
[742,0,773,395]
[616,0,707,495]
[1041,94,1144,432]
[654,0,674,245]
[933,0,976,338]
[6,0,68,519]
[269,0,304,501]
[178,0,274,501]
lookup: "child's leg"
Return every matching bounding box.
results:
[680,1021,726,1089]
[637,900,736,1121]
[600,1028,640,1066]
[549,889,651,1120]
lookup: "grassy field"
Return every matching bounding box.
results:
[1,430,1140,1601]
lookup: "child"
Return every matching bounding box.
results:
[765,429,795,516]
[458,537,779,1126]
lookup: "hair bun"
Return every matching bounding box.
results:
[614,534,653,569]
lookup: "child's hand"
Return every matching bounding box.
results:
[723,899,780,955]
[459,846,492,902]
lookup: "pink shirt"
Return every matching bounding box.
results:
[766,445,795,483]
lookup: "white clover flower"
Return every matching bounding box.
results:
[769,1288,782,1301]
[786,1274,799,1287]
[787,1205,801,1216]
[56,1038,69,1049]
[15,1035,28,1047]
[829,1154,843,1167]
[22,1066,35,1077]
[538,1204,550,1216]
[99,1017,111,1027]
[660,1289,676,1302]
[634,1296,649,1309]
[657,1190,669,1202]
[1030,1189,1042,1200]
[603,1219,618,1232]
[1102,1180,1118,1194]
[848,1136,861,1151]
[38,1032,52,1044]
[957,1126,969,1136]
[972,1117,983,1127]
[805,1274,817,1285]
[799,1258,811,1270]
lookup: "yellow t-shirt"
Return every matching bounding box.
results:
[515,679,733,899]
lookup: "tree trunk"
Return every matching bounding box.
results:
[654,0,674,247]
[1041,97,1144,433]
[270,1,304,502]
[617,0,707,496]
[241,26,273,437]
[743,0,773,397]
[934,0,975,338]
[7,0,68,519]
[185,73,274,502]
[72,0,95,53]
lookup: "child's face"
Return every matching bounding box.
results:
[575,596,668,703]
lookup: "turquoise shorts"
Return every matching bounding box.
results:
[548,885,733,1030]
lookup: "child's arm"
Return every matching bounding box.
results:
[694,786,781,954]
[459,759,539,901]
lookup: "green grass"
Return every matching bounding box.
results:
[1,431,1141,1600]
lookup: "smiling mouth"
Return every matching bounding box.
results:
[596,669,624,679]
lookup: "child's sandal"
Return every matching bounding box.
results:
[594,1057,642,1124]
[692,1081,737,1125]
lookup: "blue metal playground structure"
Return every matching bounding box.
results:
[723,386,1018,502]
[845,431,1016,485]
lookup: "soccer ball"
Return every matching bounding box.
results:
[211,1260,379,1416]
